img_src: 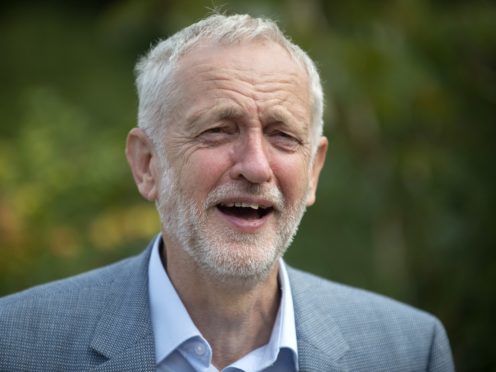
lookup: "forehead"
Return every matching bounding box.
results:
[177,38,306,77]
[171,39,311,124]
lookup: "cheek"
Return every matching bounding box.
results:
[179,150,232,197]
[271,155,310,203]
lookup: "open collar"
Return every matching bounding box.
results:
[86,237,350,371]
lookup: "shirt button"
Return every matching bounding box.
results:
[194,342,205,356]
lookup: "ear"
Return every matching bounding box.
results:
[125,128,160,201]
[306,136,328,207]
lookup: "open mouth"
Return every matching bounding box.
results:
[217,202,273,220]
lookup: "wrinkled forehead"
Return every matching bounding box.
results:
[170,40,310,108]
[175,39,308,83]
[176,40,310,117]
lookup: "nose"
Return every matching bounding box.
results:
[229,132,272,184]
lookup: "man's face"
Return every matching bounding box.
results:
[153,40,327,283]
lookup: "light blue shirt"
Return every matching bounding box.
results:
[148,235,298,372]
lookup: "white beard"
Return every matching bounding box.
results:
[155,158,308,285]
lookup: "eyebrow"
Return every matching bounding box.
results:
[186,105,244,129]
[261,106,309,133]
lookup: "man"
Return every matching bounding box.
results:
[0,14,454,371]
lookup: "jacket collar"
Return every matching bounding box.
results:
[288,267,350,372]
[86,240,350,371]
[89,240,156,371]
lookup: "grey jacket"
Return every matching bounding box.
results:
[0,240,454,371]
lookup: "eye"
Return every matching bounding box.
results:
[268,130,302,151]
[274,131,295,139]
[204,127,225,134]
[196,124,236,145]
[200,126,234,136]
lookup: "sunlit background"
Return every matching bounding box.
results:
[1,1,495,370]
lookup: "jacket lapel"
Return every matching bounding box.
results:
[86,244,351,371]
[90,335,155,372]
[288,267,350,371]
[89,241,156,371]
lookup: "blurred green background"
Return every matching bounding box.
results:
[0,0,494,370]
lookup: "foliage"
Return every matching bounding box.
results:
[0,1,495,370]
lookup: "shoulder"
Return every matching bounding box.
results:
[288,266,436,323]
[0,252,145,370]
[0,253,139,309]
[288,267,454,371]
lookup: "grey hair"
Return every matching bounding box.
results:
[135,13,324,153]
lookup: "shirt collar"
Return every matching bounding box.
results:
[148,234,205,362]
[148,234,298,369]
[229,252,299,371]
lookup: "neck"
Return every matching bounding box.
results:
[161,242,281,369]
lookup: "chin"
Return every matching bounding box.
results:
[188,236,286,286]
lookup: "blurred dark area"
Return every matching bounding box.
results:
[0,1,495,370]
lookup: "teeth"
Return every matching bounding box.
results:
[235,202,259,209]
[222,202,260,209]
